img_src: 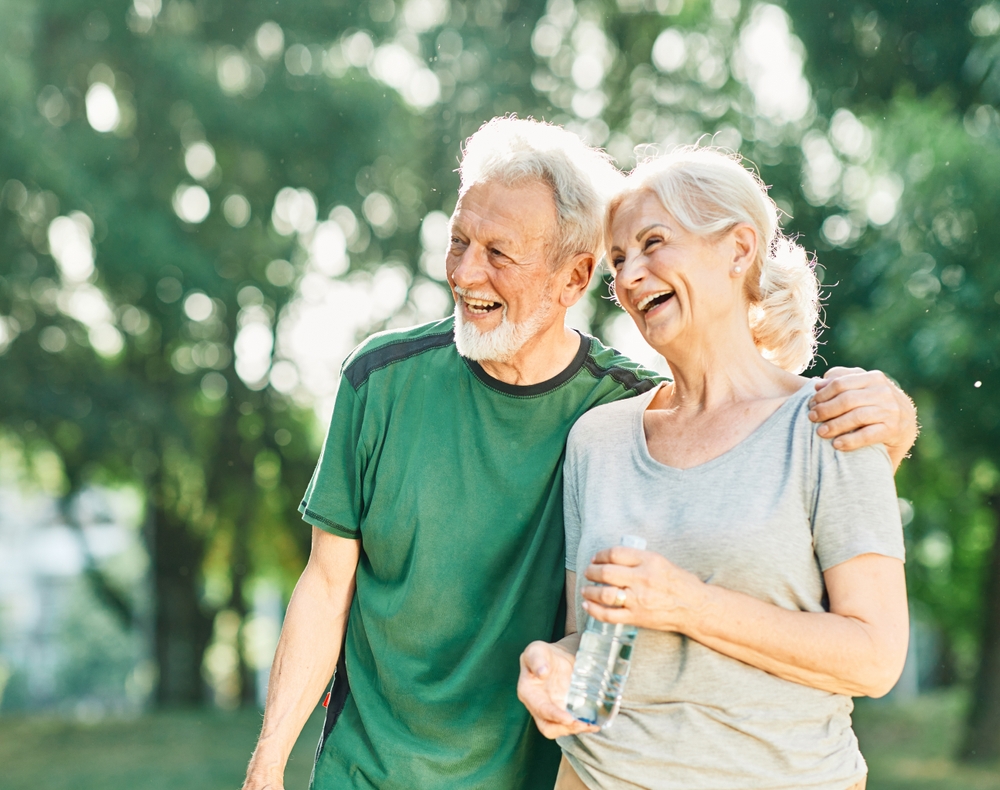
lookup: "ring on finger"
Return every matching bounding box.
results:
[613,588,627,608]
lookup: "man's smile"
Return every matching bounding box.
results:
[462,295,504,315]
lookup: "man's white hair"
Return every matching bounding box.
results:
[458,116,623,267]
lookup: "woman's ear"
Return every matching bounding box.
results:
[730,224,757,277]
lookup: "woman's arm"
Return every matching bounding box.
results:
[517,571,599,739]
[582,549,908,698]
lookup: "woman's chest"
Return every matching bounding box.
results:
[576,465,826,612]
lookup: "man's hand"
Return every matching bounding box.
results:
[808,367,918,471]
[518,641,597,739]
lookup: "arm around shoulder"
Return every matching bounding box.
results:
[810,367,919,471]
[243,527,360,790]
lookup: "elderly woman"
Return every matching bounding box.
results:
[518,148,908,790]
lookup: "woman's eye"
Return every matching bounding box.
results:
[612,256,625,269]
[643,236,662,250]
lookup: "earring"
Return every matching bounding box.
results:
[732,265,742,274]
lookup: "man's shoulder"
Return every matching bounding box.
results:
[579,334,666,400]
[342,317,455,390]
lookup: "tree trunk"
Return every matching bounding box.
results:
[229,512,258,707]
[152,502,214,706]
[961,494,1000,760]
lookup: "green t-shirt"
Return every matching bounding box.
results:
[301,316,660,790]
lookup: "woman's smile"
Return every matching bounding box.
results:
[635,289,675,315]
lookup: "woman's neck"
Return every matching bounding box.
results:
[657,325,802,413]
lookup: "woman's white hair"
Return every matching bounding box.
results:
[459,116,623,267]
[609,147,821,374]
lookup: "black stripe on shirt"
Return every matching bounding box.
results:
[582,354,658,396]
[343,330,454,390]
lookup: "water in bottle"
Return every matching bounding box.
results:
[565,535,646,729]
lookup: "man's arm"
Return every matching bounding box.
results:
[243,528,360,790]
[808,367,919,471]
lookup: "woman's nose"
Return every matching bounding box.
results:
[616,252,646,290]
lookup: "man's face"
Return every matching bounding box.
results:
[446,179,563,362]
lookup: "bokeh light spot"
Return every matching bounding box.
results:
[184,292,214,322]
[255,21,285,59]
[266,259,296,287]
[172,184,211,224]
[184,141,217,181]
[652,29,686,73]
[201,372,229,400]
[271,187,317,236]
[222,194,251,228]
[85,83,121,133]
[217,49,252,95]
[309,222,349,277]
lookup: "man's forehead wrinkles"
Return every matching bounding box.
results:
[453,207,530,250]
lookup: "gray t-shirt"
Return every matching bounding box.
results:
[559,381,905,790]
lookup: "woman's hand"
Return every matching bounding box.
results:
[581,546,707,633]
[518,641,599,739]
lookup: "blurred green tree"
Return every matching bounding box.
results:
[3,0,1000,745]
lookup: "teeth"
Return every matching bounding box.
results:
[464,297,498,307]
[637,291,674,312]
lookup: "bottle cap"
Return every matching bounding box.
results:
[620,535,647,550]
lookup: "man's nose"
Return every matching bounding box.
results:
[449,245,489,288]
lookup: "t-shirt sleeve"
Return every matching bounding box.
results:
[563,434,583,573]
[811,434,905,571]
[298,377,366,539]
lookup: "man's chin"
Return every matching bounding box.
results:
[454,313,520,363]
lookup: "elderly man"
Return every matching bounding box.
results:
[242,118,917,790]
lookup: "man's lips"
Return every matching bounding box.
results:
[461,295,503,315]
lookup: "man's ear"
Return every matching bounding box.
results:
[559,252,597,308]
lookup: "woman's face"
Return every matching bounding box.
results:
[608,190,746,354]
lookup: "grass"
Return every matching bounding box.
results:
[854,691,1000,789]
[2,692,999,789]
[0,707,325,790]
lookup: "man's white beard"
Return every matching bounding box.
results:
[453,297,549,364]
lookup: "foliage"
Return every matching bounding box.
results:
[3,0,1000,738]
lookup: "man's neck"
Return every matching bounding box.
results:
[476,324,582,386]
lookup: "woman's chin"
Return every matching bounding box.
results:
[634,308,676,342]
[637,325,678,357]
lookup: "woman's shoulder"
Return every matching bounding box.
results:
[565,388,657,472]
[782,380,894,489]
[570,385,657,445]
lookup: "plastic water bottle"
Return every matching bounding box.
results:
[565,535,647,729]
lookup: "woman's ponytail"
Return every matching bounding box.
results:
[747,236,820,374]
